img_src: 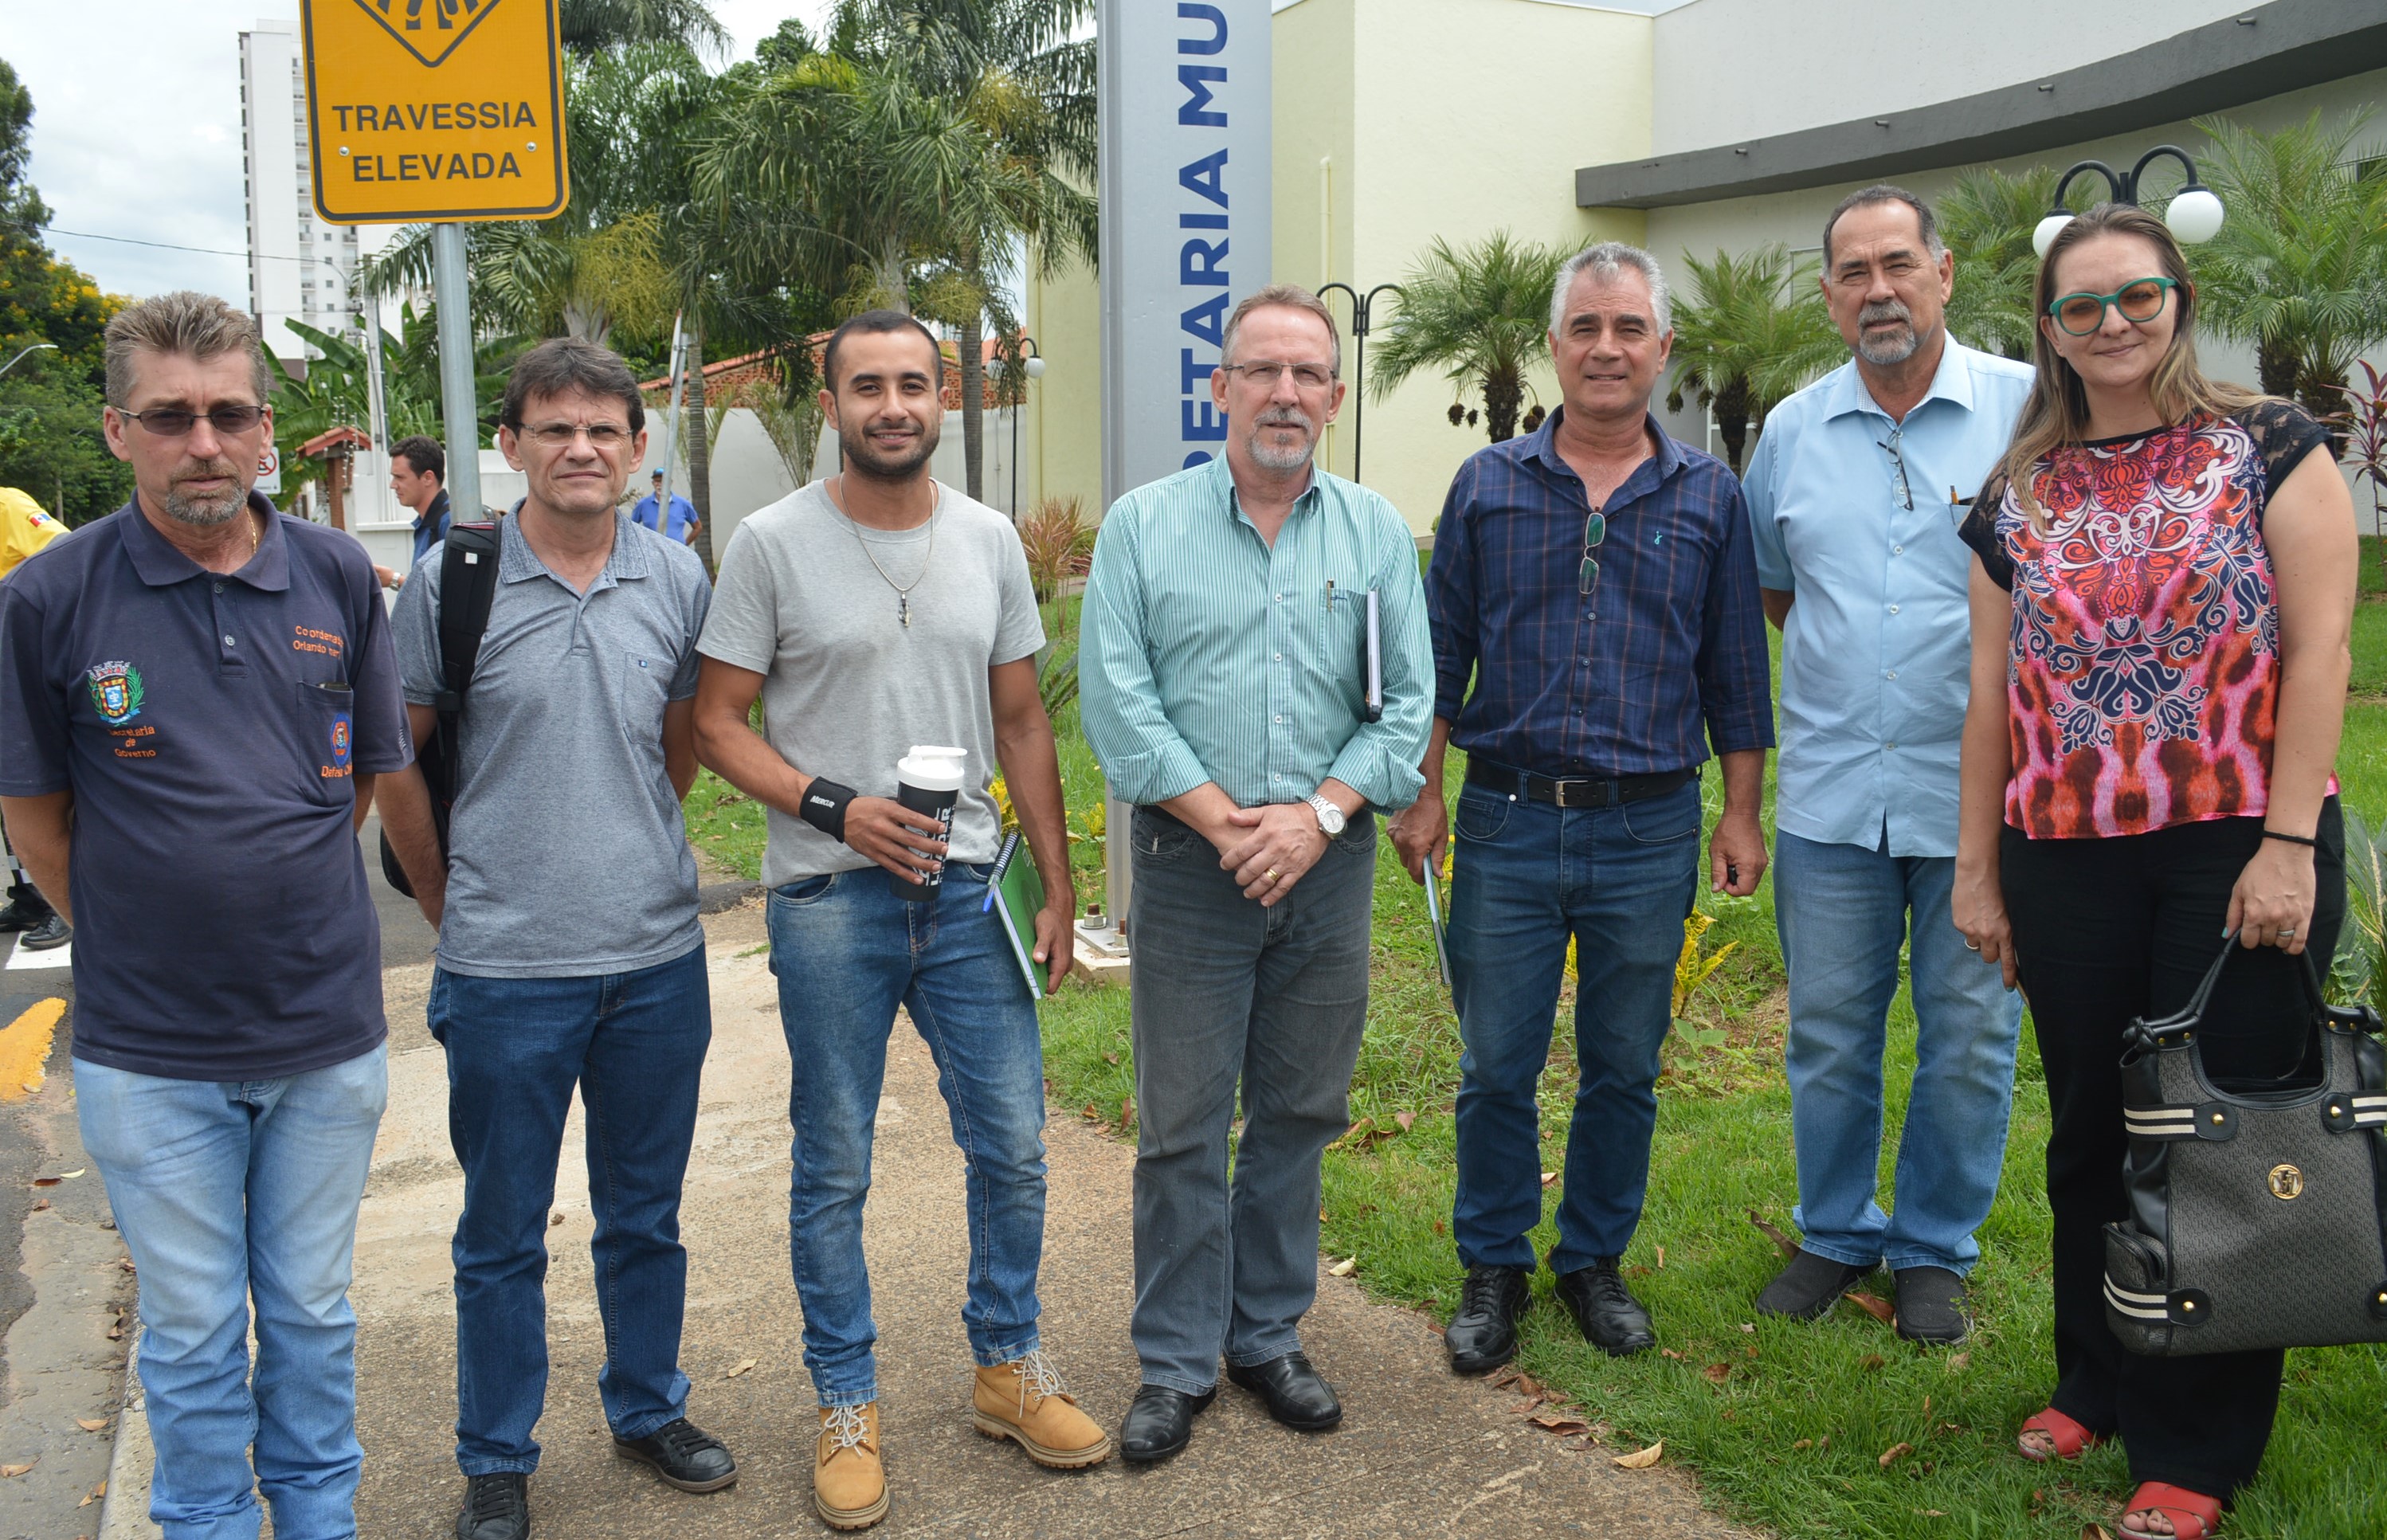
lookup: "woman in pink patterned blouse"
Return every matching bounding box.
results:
[1952,203,2357,1539]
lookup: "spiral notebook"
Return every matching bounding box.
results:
[985,833,1047,1001]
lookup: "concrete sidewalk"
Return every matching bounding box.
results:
[334,903,1757,1538]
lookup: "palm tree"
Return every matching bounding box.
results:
[1664,244,1840,474]
[1938,164,2057,361]
[2193,110,2387,426]
[1370,232,1566,444]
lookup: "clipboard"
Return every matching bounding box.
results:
[1362,588,1383,723]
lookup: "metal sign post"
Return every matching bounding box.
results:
[1094,0,1272,940]
[657,312,688,513]
[300,0,570,523]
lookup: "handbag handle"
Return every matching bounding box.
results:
[2171,932,2330,1032]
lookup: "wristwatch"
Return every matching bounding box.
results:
[1306,793,1347,837]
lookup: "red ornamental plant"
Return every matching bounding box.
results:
[2342,361,2387,566]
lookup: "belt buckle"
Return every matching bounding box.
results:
[1554,778,1587,809]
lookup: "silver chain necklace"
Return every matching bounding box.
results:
[837,480,937,628]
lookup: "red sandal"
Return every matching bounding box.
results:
[2121,1482,2223,1539]
[2016,1406,2103,1462]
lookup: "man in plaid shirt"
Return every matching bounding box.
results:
[1391,243,1773,1373]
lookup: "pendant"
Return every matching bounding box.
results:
[899,594,911,628]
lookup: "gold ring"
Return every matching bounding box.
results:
[1264,867,1281,883]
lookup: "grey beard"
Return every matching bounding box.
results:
[1856,301,1921,366]
[161,480,245,526]
[1247,414,1315,472]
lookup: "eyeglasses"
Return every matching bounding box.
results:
[1877,427,1914,511]
[112,404,267,437]
[1221,361,1337,391]
[1579,508,1608,598]
[2048,276,2177,336]
[519,421,633,449]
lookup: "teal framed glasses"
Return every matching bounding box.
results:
[2048,276,2178,336]
[1579,509,1608,598]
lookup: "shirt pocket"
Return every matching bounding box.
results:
[619,650,672,731]
[1311,577,1374,700]
[293,680,357,805]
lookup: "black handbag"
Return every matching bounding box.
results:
[2102,939,2387,1356]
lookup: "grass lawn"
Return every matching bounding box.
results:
[686,558,2387,1540]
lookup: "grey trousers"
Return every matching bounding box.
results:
[1124,805,1376,1394]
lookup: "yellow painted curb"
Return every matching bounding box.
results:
[0,997,66,1102]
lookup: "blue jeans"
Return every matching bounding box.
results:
[766,862,1047,1407]
[1123,808,1377,1393]
[1774,830,2022,1273]
[76,1046,387,1540]
[1448,779,1699,1272]
[428,944,711,1475]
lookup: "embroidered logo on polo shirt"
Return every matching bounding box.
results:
[331,715,353,770]
[86,661,144,724]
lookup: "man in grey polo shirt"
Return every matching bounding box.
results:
[380,339,733,1540]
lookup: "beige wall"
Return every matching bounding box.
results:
[1025,0,1661,535]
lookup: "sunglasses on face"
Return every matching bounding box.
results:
[1579,510,1608,598]
[113,404,268,437]
[2048,276,2177,336]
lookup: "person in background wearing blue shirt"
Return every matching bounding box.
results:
[1391,245,1774,1373]
[1081,284,1433,1464]
[0,292,413,1538]
[374,433,450,590]
[1741,186,2030,1346]
[633,468,701,547]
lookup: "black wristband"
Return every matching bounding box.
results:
[798,778,857,844]
[2262,828,2318,848]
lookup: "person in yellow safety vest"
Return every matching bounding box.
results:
[0,486,71,950]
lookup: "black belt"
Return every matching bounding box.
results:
[1465,761,1695,809]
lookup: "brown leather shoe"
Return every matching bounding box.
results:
[813,1404,888,1531]
[972,1350,1113,1468]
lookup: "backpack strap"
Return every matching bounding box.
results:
[434,521,502,715]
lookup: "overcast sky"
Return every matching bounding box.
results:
[10,0,833,301]
[14,0,1681,302]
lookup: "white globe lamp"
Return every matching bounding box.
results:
[2166,186,2225,245]
[2032,213,2075,260]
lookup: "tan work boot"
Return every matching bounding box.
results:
[972,1349,1114,1468]
[814,1403,888,1530]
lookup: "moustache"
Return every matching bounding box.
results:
[1254,408,1313,430]
[1859,300,1913,327]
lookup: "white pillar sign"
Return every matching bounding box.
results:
[1097,0,1272,510]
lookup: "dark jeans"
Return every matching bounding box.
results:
[429,944,712,1475]
[1446,778,1701,1272]
[2001,803,2346,1500]
[1125,806,1377,1395]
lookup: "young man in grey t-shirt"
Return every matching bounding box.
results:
[381,340,735,1540]
[693,312,1100,1531]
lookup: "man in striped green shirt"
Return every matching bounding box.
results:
[1081,284,1433,1464]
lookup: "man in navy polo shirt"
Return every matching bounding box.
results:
[0,291,411,1538]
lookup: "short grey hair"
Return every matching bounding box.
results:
[104,290,272,406]
[1221,283,1342,375]
[1821,184,1946,268]
[500,337,647,433]
[1550,243,1672,337]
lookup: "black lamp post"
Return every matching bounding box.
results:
[2033,144,2225,257]
[991,336,1044,521]
[1317,281,1401,484]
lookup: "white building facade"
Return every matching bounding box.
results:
[239,18,362,363]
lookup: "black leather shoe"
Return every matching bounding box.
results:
[1893,1266,1970,1345]
[456,1471,529,1540]
[0,895,45,932]
[1119,1384,1214,1463]
[1554,1260,1656,1356]
[1444,1264,1532,1375]
[18,913,68,951]
[612,1417,737,1492]
[1756,1248,1876,1322]
[1225,1350,1342,1431]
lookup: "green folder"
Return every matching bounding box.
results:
[986,833,1047,1001]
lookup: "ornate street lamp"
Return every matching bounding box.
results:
[2032,144,2225,258]
[990,336,1045,521]
[1317,281,1401,485]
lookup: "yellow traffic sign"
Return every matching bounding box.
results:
[300,0,569,224]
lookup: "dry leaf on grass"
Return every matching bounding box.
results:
[1843,1291,1898,1326]
[1119,1096,1135,1128]
[1327,1256,1357,1277]
[1701,1363,1732,1385]
[80,1479,106,1506]
[1655,1244,1666,1268]
[2083,1527,2115,1540]
[1878,1441,1913,1468]
[1946,1351,1971,1374]
[1487,1366,1522,1389]
[1540,1171,1558,1187]
[1531,1413,1593,1436]
[724,1358,756,1379]
[1738,1322,1756,1334]
[0,1460,34,1477]
[1859,1354,1887,1372]
[1394,1111,1416,1131]
[1433,1219,1446,1235]
[1513,1372,1546,1400]
[1659,1348,1684,1361]
[1792,1438,1812,1451]
[1746,1210,1798,1257]
[75,1417,108,1432]
[1611,1440,1664,1469]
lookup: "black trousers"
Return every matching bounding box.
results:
[2001,803,2346,1499]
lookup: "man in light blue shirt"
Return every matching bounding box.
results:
[1742,186,2030,1346]
[633,469,701,546]
[1081,284,1431,1464]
